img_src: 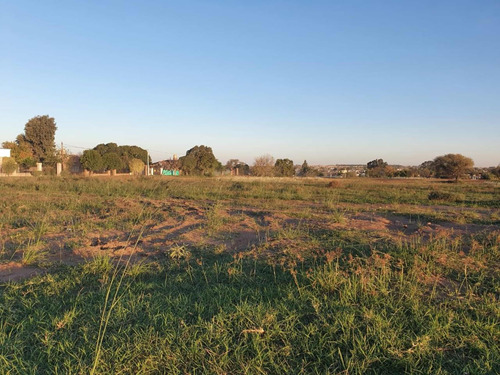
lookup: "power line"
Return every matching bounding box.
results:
[64,144,90,150]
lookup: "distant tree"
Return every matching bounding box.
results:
[491,165,500,178]
[366,158,392,177]
[2,140,36,169]
[80,150,103,172]
[179,145,219,176]
[94,143,119,156]
[118,145,150,165]
[129,158,145,175]
[299,160,310,177]
[418,160,435,178]
[89,143,150,172]
[2,136,36,169]
[102,152,123,171]
[367,159,388,170]
[252,154,275,177]
[215,160,224,174]
[24,115,57,164]
[180,154,196,175]
[432,154,474,181]
[393,168,418,178]
[274,158,295,177]
[298,160,321,177]
[1,157,18,175]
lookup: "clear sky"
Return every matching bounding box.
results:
[1,0,499,166]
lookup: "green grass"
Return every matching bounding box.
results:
[0,240,498,374]
[0,176,499,374]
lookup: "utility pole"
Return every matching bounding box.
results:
[147,150,149,176]
[61,142,64,171]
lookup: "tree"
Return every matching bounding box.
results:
[299,160,310,177]
[80,150,103,172]
[129,158,145,175]
[367,159,387,170]
[432,154,474,181]
[1,157,18,175]
[24,115,57,164]
[179,145,219,176]
[117,145,150,166]
[252,154,275,176]
[274,158,295,177]
[366,158,392,177]
[94,143,119,156]
[2,135,36,169]
[102,152,123,171]
[418,160,435,178]
[491,165,500,178]
[89,143,150,172]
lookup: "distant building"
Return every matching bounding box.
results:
[151,156,181,176]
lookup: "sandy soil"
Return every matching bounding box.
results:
[1,198,498,282]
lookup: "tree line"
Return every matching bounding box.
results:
[80,143,150,175]
[3,115,499,179]
[365,155,500,180]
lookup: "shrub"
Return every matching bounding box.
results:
[129,158,145,175]
[1,157,18,175]
[327,180,341,188]
[428,191,464,202]
[230,182,245,191]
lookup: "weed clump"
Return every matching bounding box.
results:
[428,191,463,202]
[229,182,246,191]
[326,180,341,188]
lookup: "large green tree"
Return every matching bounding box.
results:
[367,159,387,170]
[102,152,123,171]
[418,160,435,178]
[274,158,295,177]
[80,150,103,172]
[90,143,150,172]
[432,154,474,181]
[24,115,57,164]
[366,159,392,177]
[180,145,219,176]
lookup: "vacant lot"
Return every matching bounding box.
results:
[0,176,499,374]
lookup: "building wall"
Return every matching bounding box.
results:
[0,149,10,158]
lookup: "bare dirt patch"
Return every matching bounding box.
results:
[0,262,44,283]
[1,196,499,282]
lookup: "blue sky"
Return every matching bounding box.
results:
[1,0,499,166]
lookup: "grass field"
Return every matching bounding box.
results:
[0,176,499,374]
